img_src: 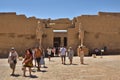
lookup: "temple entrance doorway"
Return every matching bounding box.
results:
[54,37,61,47]
[53,37,67,47]
[53,30,67,47]
[64,37,67,47]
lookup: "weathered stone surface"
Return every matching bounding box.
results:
[0,12,120,57]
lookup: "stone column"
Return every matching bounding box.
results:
[78,23,84,46]
[36,21,43,47]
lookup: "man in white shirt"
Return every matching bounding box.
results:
[60,46,66,64]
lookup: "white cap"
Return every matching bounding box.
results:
[11,47,15,50]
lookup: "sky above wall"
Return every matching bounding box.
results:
[0,0,120,19]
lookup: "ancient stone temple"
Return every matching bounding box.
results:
[0,12,120,57]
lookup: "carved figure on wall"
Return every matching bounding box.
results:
[78,23,84,46]
[36,21,43,47]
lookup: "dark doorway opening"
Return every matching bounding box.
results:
[64,37,67,47]
[54,37,61,47]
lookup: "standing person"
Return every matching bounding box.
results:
[22,49,33,77]
[94,48,99,55]
[40,48,47,68]
[55,47,59,57]
[68,47,74,65]
[52,47,56,57]
[32,47,36,67]
[47,47,52,61]
[77,46,84,64]
[60,46,67,65]
[8,47,18,76]
[100,48,104,58]
[34,47,42,71]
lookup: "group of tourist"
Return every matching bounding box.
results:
[8,47,45,77]
[8,46,85,77]
[46,46,85,65]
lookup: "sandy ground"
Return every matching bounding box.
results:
[0,55,120,80]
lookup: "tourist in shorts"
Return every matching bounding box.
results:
[8,47,18,76]
[47,47,52,61]
[34,47,42,71]
[60,46,67,65]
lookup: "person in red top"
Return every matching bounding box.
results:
[22,49,33,77]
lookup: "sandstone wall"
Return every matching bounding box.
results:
[42,28,54,48]
[0,12,120,57]
[99,12,120,17]
[75,14,120,54]
[48,18,72,30]
[0,13,38,57]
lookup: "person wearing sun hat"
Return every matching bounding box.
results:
[8,47,18,76]
[68,47,74,65]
